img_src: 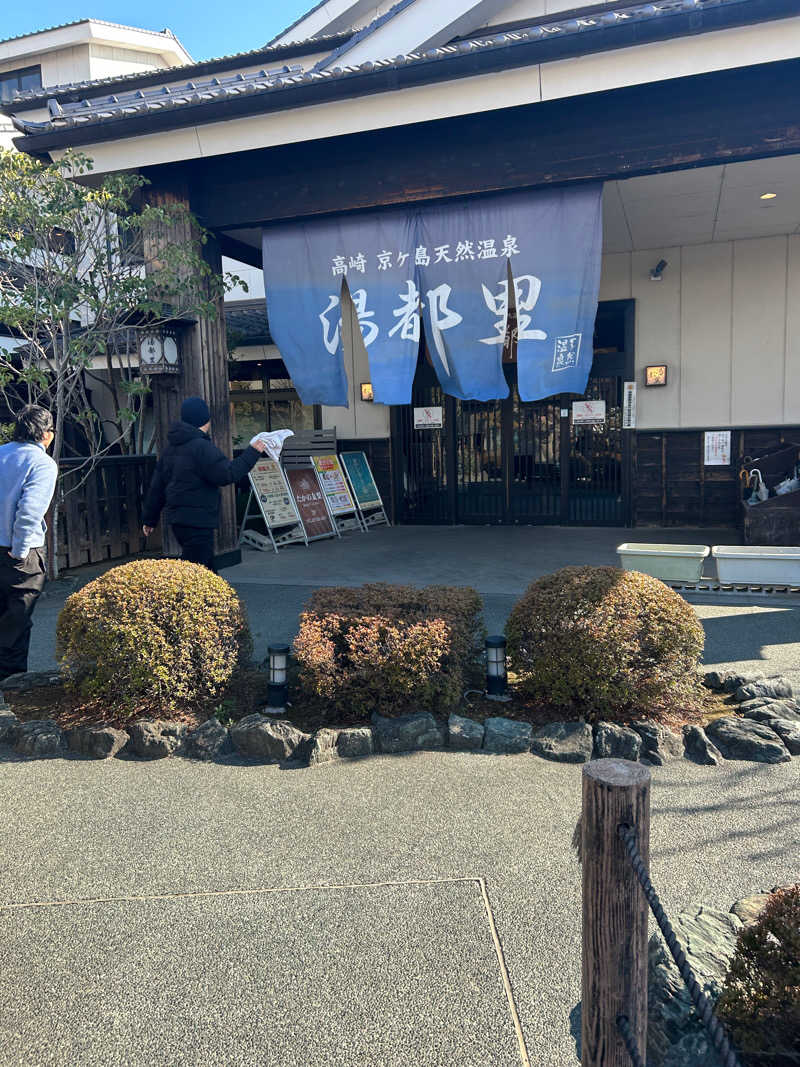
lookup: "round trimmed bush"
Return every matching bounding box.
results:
[717,884,800,1067]
[505,566,704,718]
[57,559,252,718]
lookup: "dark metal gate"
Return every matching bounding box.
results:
[391,301,634,526]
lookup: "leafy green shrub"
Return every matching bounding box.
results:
[57,559,252,718]
[505,566,704,718]
[717,884,800,1067]
[293,583,484,719]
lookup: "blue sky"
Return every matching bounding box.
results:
[2,2,316,62]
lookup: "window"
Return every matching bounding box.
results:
[0,65,42,103]
[229,372,318,446]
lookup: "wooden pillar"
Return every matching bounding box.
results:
[143,183,239,565]
[581,759,651,1067]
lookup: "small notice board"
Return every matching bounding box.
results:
[572,400,606,426]
[414,406,443,429]
[704,430,731,466]
[312,454,364,533]
[286,466,337,541]
[239,458,307,553]
[340,451,390,529]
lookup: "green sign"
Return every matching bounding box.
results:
[341,451,382,510]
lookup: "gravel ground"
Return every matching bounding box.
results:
[0,752,797,1066]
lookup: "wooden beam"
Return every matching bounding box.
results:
[182,59,800,230]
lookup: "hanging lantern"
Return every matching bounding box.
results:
[139,324,182,375]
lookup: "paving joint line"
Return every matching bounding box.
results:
[1,873,532,1066]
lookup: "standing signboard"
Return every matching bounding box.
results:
[285,467,337,541]
[311,454,364,533]
[340,451,390,529]
[239,458,307,553]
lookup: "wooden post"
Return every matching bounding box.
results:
[581,758,651,1067]
[143,182,239,566]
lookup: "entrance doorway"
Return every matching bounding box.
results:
[391,300,634,526]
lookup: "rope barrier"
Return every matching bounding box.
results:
[616,822,743,1067]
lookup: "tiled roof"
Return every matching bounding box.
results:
[6,32,352,109]
[0,18,181,47]
[5,0,772,142]
[225,299,272,346]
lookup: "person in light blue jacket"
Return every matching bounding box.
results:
[0,405,58,682]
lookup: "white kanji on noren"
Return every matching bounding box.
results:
[350,288,379,346]
[454,240,475,262]
[377,250,393,271]
[477,239,497,259]
[479,275,546,345]
[425,283,462,375]
[415,246,431,266]
[501,234,521,257]
[389,280,421,341]
[331,255,348,276]
[319,294,342,354]
[433,244,452,264]
[396,251,410,267]
[349,253,367,274]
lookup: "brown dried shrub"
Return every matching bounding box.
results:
[505,566,704,719]
[717,884,800,1067]
[293,583,484,719]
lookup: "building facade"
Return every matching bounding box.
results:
[4,0,800,552]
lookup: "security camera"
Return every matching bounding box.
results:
[649,259,668,281]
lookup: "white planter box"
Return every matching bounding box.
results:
[712,545,800,585]
[617,543,710,582]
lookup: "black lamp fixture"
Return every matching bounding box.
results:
[485,635,509,701]
[267,644,290,710]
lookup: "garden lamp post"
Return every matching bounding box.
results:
[267,644,290,710]
[485,635,509,700]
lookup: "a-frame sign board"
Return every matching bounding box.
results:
[340,451,390,529]
[239,457,308,553]
[311,454,365,534]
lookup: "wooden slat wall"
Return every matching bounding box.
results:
[54,456,161,571]
[634,427,800,527]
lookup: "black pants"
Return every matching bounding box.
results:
[171,525,216,572]
[0,546,47,681]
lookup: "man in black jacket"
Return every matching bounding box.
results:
[142,396,267,571]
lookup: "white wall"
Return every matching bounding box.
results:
[599,235,800,430]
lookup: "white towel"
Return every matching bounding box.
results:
[250,429,294,462]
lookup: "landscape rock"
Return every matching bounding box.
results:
[682,725,723,766]
[705,716,791,764]
[632,720,684,765]
[483,716,532,754]
[309,726,375,765]
[68,726,129,760]
[593,722,642,762]
[0,670,62,692]
[730,893,771,925]
[702,670,732,692]
[530,721,593,763]
[736,697,774,714]
[734,677,793,703]
[447,713,485,751]
[759,699,800,722]
[230,714,311,762]
[308,728,339,766]
[648,904,742,1067]
[13,719,66,758]
[371,712,445,754]
[129,719,188,759]
[765,718,800,755]
[0,709,19,744]
[186,718,230,761]
[721,670,765,693]
[336,726,374,759]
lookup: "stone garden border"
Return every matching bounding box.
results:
[0,670,797,766]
